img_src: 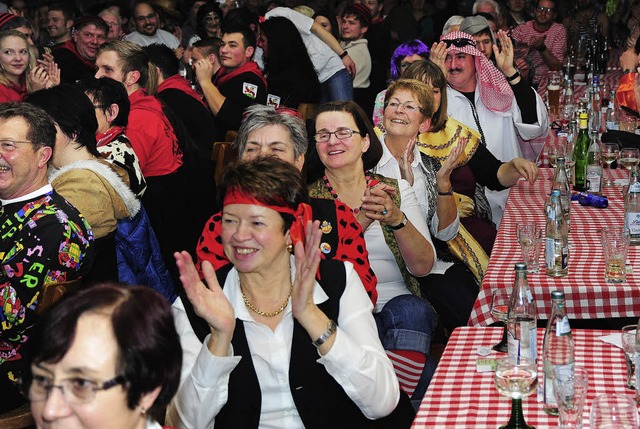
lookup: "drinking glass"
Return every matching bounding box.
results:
[619,148,640,171]
[516,222,542,273]
[494,357,538,429]
[590,394,639,429]
[547,143,566,169]
[491,289,511,353]
[548,71,562,120]
[622,325,637,390]
[553,366,589,429]
[603,143,620,187]
[601,226,630,283]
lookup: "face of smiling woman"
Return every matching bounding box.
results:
[314,111,370,173]
[382,89,431,139]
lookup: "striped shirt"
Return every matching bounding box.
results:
[511,21,567,85]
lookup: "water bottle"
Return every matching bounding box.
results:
[585,133,603,195]
[605,90,620,131]
[507,263,537,365]
[552,157,571,229]
[626,165,640,245]
[543,290,575,416]
[545,190,569,277]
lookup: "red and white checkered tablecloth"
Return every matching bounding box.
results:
[412,327,631,429]
[468,168,640,326]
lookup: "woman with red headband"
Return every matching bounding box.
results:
[168,157,414,428]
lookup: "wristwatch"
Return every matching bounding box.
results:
[388,212,408,230]
[312,320,337,348]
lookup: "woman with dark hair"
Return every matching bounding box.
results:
[187,2,223,46]
[371,39,430,126]
[313,10,340,40]
[260,16,320,108]
[307,101,438,408]
[168,156,413,427]
[26,84,140,282]
[78,76,147,198]
[25,283,182,429]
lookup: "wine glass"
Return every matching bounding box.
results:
[590,394,639,429]
[494,357,538,429]
[547,144,565,169]
[603,143,620,187]
[619,148,640,171]
[491,289,511,353]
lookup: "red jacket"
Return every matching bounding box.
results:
[0,80,26,102]
[126,89,183,177]
[616,72,638,113]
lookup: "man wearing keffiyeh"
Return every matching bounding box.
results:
[441,29,548,227]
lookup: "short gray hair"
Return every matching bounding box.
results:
[235,105,308,158]
[472,0,501,17]
[442,15,464,35]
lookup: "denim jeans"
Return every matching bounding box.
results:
[373,294,437,409]
[320,68,353,102]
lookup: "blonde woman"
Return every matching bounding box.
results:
[0,30,58,102]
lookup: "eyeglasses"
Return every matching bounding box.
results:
[23,374,127,404]
[443,38,476,49]
[384,100,426,115]
[314,127,363,143]
[205,12,220,22]
[135,13,156,22]
[535,5,554,13]
[0,139,33,153]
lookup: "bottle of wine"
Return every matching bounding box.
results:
[545,190,569,277]
[605,90,620,131]
[543,291,574,416]
[552,157,571,229]
[585,133,603,195]
[507,263,537,365]
[573,112,590,191]
[626,165,640,245]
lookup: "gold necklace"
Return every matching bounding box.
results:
[241,283,293,317]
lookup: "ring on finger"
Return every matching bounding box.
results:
[381,209,388,216]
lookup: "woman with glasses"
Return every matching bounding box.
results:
[25,283,182,429]
[307,101,438,408]
[396,62,536,332]
[371,39,430,127]
[168,157,413,427]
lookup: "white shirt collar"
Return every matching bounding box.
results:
[0,184,52,206]
[225,255,329,323]
[377,132,422,170]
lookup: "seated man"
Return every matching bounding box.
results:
[193,24,266,136]
[0,102,94,412]
[52,15,108,83]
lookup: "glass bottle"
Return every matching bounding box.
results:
[543,290,574,416]
[552,156,571,229]
[573,112,590,191]
[605,90,620,131]
[507,263,537,365]
[585,133,603,195]
[562,80,575,126]
[545,190,569,277]
[626,165,640,245]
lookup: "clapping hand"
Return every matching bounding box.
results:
[397,137,416,185]
[174,251,236,355]
[291,220,323,321]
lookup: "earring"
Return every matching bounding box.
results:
[287,244,293,253]
[141,407,147,416]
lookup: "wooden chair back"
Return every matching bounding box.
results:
[297,103,317,122]
[212,142,238,185]
[0,403,34,429]
[36,279,82,314]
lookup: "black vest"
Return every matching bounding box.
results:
[182,260,415,429]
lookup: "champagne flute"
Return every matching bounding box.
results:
[619,148,640,171]
[491,289,511,353]
[494,357,538,429]
[602,143,619,187]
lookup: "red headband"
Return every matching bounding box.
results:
[223,189,313,246]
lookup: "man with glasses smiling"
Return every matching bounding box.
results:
[511,0,566,88]
[124,2,179,49]
[0,103,94,413]
[443,29,547,226]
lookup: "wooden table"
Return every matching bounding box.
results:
[469,168,639,326]
[412,327,632,428]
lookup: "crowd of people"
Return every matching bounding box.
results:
[1,0,637,427]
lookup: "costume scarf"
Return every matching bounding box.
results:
[417,118,489,284]
[96,126,125,147]
[213,61,266,88]
[158,74,207,108]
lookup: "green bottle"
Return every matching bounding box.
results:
[573,112,590,191]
